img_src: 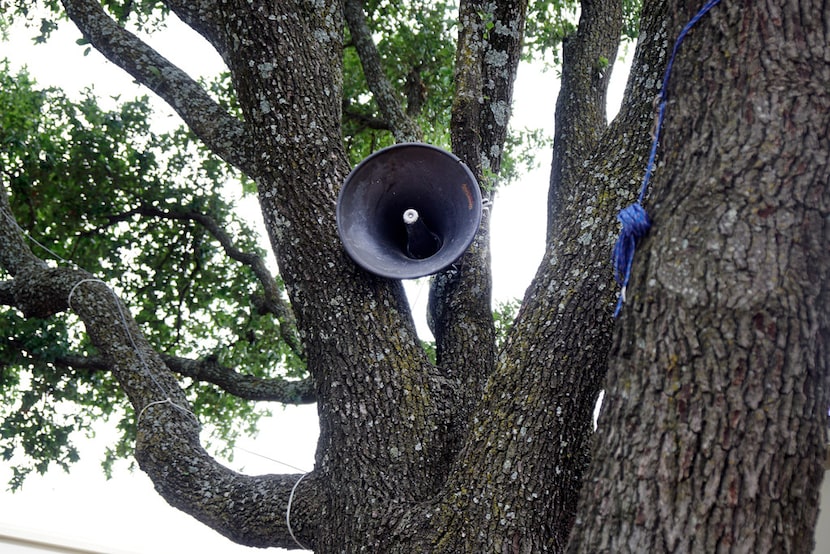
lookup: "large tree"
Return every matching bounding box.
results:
[1,0,827,552]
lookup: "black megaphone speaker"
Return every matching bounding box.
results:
[337,143,482,279]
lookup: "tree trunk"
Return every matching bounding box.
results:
[568,1,830,551]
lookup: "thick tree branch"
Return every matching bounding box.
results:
[0,347,316,404]
[0,187,48,278]
[165,4,462,548]
[547,0,624,238]
[60,0,260,178]
[449,0,527,179]
[343,0,421,142]
[158,1,228,56]
[0,280,15,307]
[449,1,486,179]
[428,0,528,451]
[569,0,830,549]
[0,189,322,548]
[479,0,528,177]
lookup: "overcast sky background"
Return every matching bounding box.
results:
[0,8,632,553]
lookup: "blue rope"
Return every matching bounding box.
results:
[612,0,723,317]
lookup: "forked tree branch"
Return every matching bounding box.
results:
[343,0,422,142]
[60,0,261,178]
[158,0,227,54]
[415,0,633,548]
[0,185,321,548]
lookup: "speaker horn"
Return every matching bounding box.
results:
[336,143,482,279]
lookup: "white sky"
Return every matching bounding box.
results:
[0,8,631,554]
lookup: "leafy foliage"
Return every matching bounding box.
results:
[621,0,643,41]
[0,313,89,490]
[0,62,301,488]
[493,298,521,350]
[0,0,170,42]
[524,0,642,65]
[342,0,556,187]
[342,0,457,163]
[524,0,580,64]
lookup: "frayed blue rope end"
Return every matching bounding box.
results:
[612,202,651,317]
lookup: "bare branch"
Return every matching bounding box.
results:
[60,0,260,178]
[343,0,421,142]
[343,103,394,132]
[161,354,315,403]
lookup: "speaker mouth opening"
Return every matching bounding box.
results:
[336,143,482,279]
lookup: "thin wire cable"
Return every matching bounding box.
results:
[234,446,309,474]
[4,205,195,424]
[286,472,311,551]
[1,206,76,267]
[611,0,723,317]
[66,278,195,424]
[136,398,184,424]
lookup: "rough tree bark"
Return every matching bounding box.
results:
[0,0,826,552]
[568,0,830,552]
